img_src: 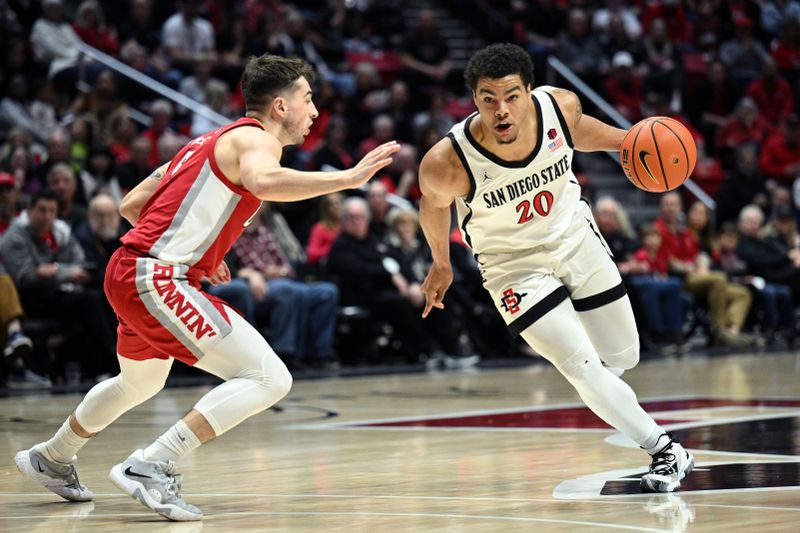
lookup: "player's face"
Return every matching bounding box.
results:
[473,75,532,145]
[283,77,318,144]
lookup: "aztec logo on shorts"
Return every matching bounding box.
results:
[500,287,527,315]
[151,264,218,340]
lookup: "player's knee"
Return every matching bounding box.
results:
[554,342,602,382]
[245,361,292,404]
[601,339,640,370]
[272,365,293,399]
[117,372,167,403]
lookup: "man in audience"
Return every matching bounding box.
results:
[47,163,87,229]
[737,204,800,302]
[759,113,800,184]
[327,197,447,364]
[0,190,116,381]
[74,193,123,289]
[229,207,340,370]
[366,180,396,240]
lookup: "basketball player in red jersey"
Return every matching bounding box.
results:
[419,44,693,492]
[14,55,400,521]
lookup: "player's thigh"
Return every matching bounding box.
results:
[578,294,639,359]
[519,297,594,365]
[194,305,289,382]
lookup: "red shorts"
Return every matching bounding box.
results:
[104,247,232,365]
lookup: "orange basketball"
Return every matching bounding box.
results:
[619,116,697,193]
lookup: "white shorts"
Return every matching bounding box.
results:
[479,201,626,336]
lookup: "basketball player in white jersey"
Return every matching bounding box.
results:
[419,43,693,492]
[14,55,399,520]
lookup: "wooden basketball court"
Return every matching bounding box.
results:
[2,351,799,531]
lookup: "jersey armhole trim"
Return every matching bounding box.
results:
[208,118,265,196]
[447,132,477,204]
[544,91,575,149]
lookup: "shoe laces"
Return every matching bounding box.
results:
[649,436,680,476]
[158,461,183,498]
[64,464,84,490]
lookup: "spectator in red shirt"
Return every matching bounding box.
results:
[306,192,343,267]
[357,114,395,159]
[641,0,690,44]
[759,113,800,184]
[716,97,773,162]
[603,51,643,122]
[770,20,800,74]
[628,224,685,347]
[141,99,176,167]
[745,59,794,125]
[656,191,753,346]
[72,1,120,55]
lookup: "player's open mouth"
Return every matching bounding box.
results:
[495,123,512,133]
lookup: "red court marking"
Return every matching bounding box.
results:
[359,399,800,430]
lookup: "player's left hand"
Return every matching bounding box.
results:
[208,261,231,286]
[421,262,453,318]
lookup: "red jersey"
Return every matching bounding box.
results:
[121,117,263,284]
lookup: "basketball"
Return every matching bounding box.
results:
[619,116,697,193]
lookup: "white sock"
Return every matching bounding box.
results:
[142,419,201,463]
[38,418,90,463]
[641,429,670,455]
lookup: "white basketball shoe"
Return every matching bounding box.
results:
[110,449,202,521]
[641,434,695,492]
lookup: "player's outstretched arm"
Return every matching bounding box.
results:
[419,139,460,318]
[120,162,170,226]
[542,86,627,153]
[238,129,399,202]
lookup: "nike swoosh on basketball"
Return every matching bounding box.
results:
[124,466,152,479]
[638,150,659,184]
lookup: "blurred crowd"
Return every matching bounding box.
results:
[0,0,799,389]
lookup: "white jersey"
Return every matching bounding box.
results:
[450,89,582,258]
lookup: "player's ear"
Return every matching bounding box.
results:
[272,96,287,116]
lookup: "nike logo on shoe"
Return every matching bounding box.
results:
[35,460,45,473]
[124,466,152,479]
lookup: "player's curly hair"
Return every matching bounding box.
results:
[464,43,534,91]
[240,54,315,113]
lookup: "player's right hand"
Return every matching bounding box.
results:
[349,141,400,188]
[420,262,453,318]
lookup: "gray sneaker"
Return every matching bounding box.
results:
[14,446,94,501]
[110,449,202,521]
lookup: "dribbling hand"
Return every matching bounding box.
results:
[349,141,400,188]
[421,263,453,318]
